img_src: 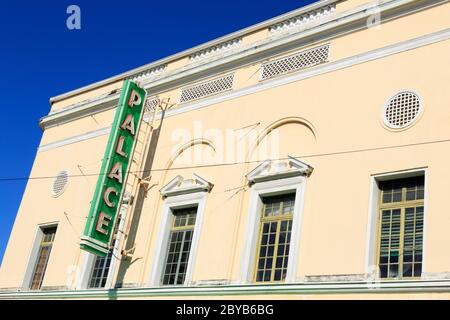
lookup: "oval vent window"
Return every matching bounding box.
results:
[51,170,69,197]
[382,91,423,130]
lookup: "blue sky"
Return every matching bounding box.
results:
[0,0,315,265]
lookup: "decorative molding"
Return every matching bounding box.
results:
[40,0,449,129]
[38,127,111,152]
[39,13,450,131]
[40,286,70,291]
[0,287,22,293]
[246,155,313,184]
[46,0,446,116]
[303,274,367,282]
[5,279,450,299]
[37,28,450,152]
[269,3,336,36]
[47,0,443,108]
[189,38,242,62]
[191,279,231,286]
[115,282,140,289]
[160,174,214,198]
[422,273,450,280]
[128,64,167,83]
[163,27,450,121]
[49,0,339,104]
[41,94,118,130]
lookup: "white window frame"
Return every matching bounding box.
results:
[364,167,428,279]
[239,175,307,284]
[148,191,208,287]
[22,222,59,290]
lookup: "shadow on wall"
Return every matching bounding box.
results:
[115,110,166,288]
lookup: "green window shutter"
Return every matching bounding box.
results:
[377,176,424,279]
[255,194,295,283]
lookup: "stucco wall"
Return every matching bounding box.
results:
[1,0,449,299]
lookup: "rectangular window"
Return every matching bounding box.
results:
[30,226,57,290]
[377,176,424,279]
[88,223,120,289]
[255,194,295,282]
[161,206,198,285]
[88,240,116,289]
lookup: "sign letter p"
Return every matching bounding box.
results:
[128,89,142,107]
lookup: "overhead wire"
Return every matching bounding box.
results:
[1,137,450,182]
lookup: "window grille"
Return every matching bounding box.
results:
[255,194,295,282]
[145,96,160,113]
[383,91,422,129]
[261,44,330,80]
[180,74,234,103]
[88,220,122,289]
[378,176,424,279]
[88,241,115,288]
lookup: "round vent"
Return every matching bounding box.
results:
[382,91,423,129]
[51,171,69,197]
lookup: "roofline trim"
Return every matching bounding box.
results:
[38,26,450,132]
[49,0,340,104]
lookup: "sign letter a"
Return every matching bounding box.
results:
[108,162,123,184]
[120,114,135,135]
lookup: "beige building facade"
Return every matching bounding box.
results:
[1,0,450,299]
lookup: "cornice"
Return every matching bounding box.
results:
[49,0,340,104]
[37,26,450,148]
[40,93,118,130]
[36,26,450,151]
[39,0,448,130]
[3,279,450,299]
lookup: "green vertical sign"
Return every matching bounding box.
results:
[80,80,147,256]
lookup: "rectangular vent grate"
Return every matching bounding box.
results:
[145,97,160,113]
[261,44,330,80]
[180,74,235,103]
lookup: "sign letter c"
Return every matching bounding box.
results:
[103,187,118,208]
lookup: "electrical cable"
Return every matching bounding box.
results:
[1,137,449,182]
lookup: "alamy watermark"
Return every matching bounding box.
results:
[170,121,281,166]
[66,5,81,30]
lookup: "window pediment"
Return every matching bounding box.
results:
[160,174,213,198]
[246,156,313,184]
